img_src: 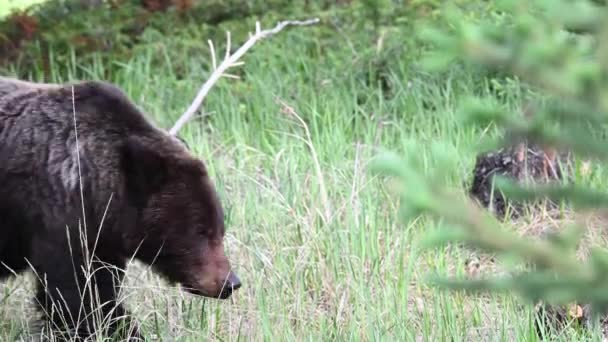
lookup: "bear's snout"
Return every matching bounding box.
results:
[185,269,242,299]
[219,271,241,299]
[184,241,242,299]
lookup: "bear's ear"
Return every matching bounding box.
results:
[120,136,169,198]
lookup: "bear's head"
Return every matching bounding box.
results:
[120,134,241,299]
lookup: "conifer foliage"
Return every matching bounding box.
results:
[371,0,608,327]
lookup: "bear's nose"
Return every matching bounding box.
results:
[228,271,241,291]
[219,271,241,299]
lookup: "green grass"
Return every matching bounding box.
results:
[1,5,607,342]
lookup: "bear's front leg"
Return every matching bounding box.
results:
[31,232,142,341]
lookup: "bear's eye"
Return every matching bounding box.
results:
[196,226,212,239]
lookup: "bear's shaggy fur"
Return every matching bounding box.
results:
[0,77,241,341]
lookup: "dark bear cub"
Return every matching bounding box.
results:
[0,77,241,341]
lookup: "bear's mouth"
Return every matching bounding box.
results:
[181,284,235,300]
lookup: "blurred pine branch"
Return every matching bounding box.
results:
[371,0,608,322]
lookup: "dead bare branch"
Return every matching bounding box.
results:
[169,18,320,136]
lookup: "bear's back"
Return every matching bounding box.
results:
[0,77,162,134]
[0,77,187,215]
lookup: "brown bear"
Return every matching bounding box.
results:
[0,77,241,341]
